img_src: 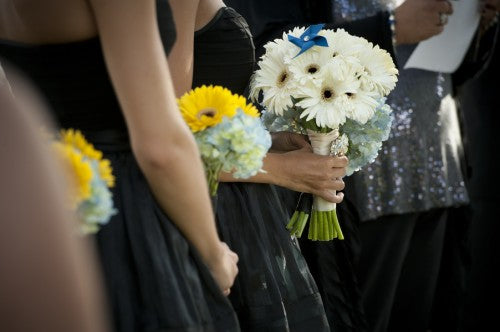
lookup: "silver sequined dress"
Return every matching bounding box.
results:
[335,0,469,221]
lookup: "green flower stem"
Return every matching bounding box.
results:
[315,212,321,241]
[329,211,336,239]
[308,214,313,240]
[291,208,345,241]
[292,212,303,236]
[287,211,310,238]
[206,163,223,197]
[312,212,319,241]
[309,213,314,240]
[320,212,326,241]
[286,211,299,230]
[316,212,321,241]
[323,212,329,241]
[332,209,344,240]
[326,211,333,240]
[306,210,344,241]
[296,212,309,237]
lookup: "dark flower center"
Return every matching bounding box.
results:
[197,108,216,119]
[306,65,319,74]
[277,71,289,87]
[322,88,334,101]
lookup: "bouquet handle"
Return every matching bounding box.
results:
[307,129,344,241]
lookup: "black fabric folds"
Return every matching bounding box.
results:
[216,183,329,331]
[0,1,240,331]
[193,7,329,331]
[299,197,368,332]
[95,144,239,332]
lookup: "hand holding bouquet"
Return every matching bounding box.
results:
[177,85,271,196]
[251,25,398,241]
[52,129,116,234]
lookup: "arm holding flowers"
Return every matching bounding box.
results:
[219,147,347,204]
[218,131,347,204]
[88,0,238,293]
[168,0,347,204]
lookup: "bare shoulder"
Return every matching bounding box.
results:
[195,0,226,31]
[0,0,96,43]
[167,0,224,32]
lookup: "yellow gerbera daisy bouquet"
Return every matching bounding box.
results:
[178,85,271,196]
[52,129,117,234]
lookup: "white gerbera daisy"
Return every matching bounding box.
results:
[250,38,298,115]
[282,26,307,62]
[296,69,359,128]
[287,46,332,86]
[284,26,307,39]
[357,44,398,96]
[345,90,379,124]
[320,28,365,58]
[326,58,379,124]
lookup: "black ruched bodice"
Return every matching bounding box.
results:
[192,7,255,95]
[0,0,176,133]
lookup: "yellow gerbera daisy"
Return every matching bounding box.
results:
[98,159,115,188]
[59,129,115,188]
[178,85,239,132]
[234,95,260,118]
[53,142,93,205]
[60,129,102,161]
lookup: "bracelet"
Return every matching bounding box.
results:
[388,9,397,50]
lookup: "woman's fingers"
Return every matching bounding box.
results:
[318,190,344,204]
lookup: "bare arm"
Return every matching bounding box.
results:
[168,0,226,96]
[167,0,199,96]
[219,148,347,203]
[0,76,109,332]
[88,0,237,291]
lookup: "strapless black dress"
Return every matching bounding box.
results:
[192,7,329,331]
[0,1,239,331]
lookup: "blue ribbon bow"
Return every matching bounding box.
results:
[288,23,329,58]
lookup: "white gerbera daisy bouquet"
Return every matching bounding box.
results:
[251,24,398,241]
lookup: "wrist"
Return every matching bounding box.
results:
[200,240,225,269]
[260,152,283,186]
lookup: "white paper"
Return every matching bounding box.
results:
[403,0,480,73]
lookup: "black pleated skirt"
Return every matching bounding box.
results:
[95,144,239,332]
[216,182,330,331]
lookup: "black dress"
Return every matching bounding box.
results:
[192,7,329,331]
[0,2,239,331]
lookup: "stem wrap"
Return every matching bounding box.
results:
[307,129,339,212]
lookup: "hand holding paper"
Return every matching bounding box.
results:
[404,0,481,73]
[394,0,454,45]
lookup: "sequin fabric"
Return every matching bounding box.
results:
[333,0,469,221]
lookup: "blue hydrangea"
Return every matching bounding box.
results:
[341,102,393,176]
[195,109,272,179]
[77,160,117,234]
[261,109,306,134]
[260,101,393,177]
